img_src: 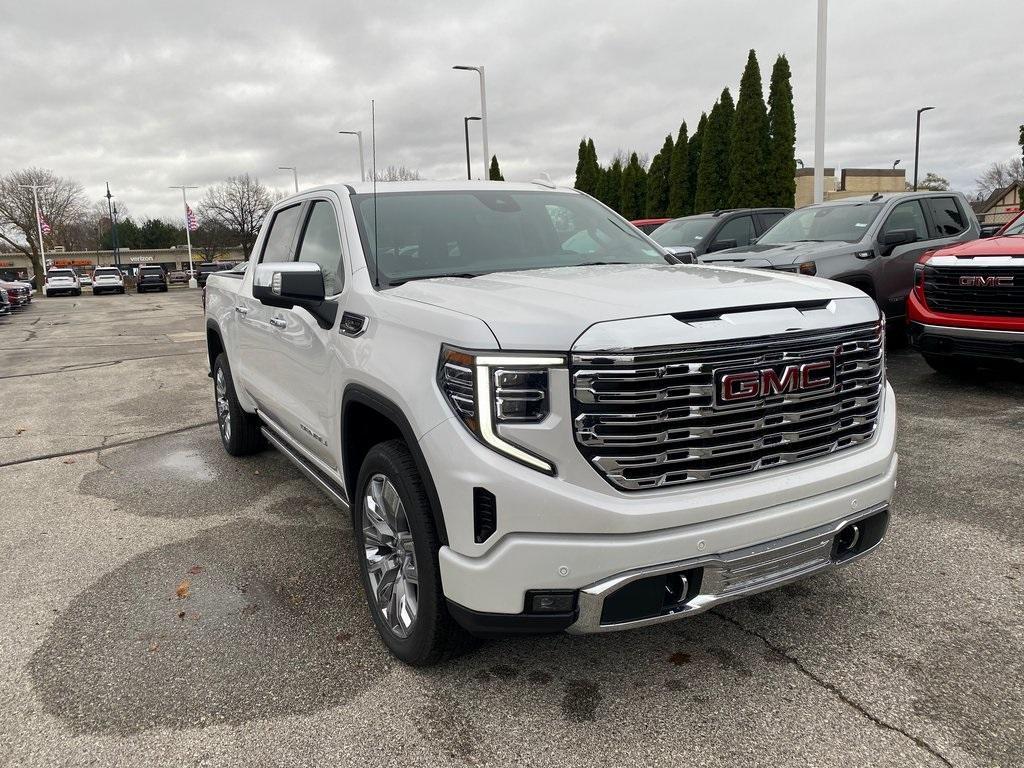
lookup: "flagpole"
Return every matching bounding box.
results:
[170,185,199,288]
[19,183,50,292]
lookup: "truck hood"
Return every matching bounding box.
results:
[388,263,867,349]
[928,235,1024,258]
[700,240,855,267]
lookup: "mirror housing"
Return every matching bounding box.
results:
[707,238,738,253]
[663,245,698,264]
[253,262,338,329]
[879,228,916,255]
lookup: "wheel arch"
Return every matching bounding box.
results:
[205,319,225,373]
[341,384,449,545]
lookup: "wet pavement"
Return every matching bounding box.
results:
[1,290,1022,767]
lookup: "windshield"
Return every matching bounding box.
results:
[48,270,74,278]
[94,269,120,277]
[351,190,670,286]
[649,218,717,247]
[1003,217,1024,236]
[758,202,884,244]
[140,267,163,275]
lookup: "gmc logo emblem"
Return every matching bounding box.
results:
[715,359,836,405]
[959,275,1013,287]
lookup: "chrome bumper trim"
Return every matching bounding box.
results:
[567,501,889,634]
[913,322,1024,342]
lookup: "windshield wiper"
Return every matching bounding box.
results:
[388,272,478,287]
[791,239,825,242]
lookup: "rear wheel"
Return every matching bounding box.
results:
[353,440,474,666]
[212,353,265,456]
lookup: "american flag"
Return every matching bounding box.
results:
[38,210,51,235]
[186,204,198,231]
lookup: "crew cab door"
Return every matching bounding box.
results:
[234,202,304,410]
[259,198,349,471]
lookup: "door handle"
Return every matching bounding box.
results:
[269,316,286,329]
[235,306,249,315]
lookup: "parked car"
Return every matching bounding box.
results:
[649,208,792,262]
[78,270,93,287]
[908,212,1024,370]
[995,208,1024,236]
[700,192,980,327]
[197,261,236,287]
[91,267,125,295]
[168,270,190,284]
[204,181,896,665]
[136,265,168,293]
[44,268,81,296]
[629,217,671,235]
[0,287,10,317]
[0,279,31,308]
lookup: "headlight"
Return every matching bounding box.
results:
[438,346,564,474]
[777,261,817,276]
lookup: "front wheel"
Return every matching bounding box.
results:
[923,353,973,375]
[212,353,265,456]
[353,440,474,666]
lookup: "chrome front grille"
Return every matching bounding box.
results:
[571,322,884,491]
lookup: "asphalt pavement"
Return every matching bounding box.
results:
[1,290,1021,767]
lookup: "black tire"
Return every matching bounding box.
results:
[162,285,168,292]
[353,439,475,666]
[212,353,265,456]
[119,288,125,294]
[74,289,82,296]
[923,353,973,375]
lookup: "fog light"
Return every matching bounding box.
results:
[527,591,575,613]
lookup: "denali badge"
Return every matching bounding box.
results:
[715,358,835,405]
[959,275,1013,287]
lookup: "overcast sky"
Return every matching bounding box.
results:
[2,0,1021,221]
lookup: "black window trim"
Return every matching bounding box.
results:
[294,197,347,297]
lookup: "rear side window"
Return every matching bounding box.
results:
[759,211,786,231]
[261,204,302,263]
[882,200,928,242]
[296,201,345,295]
[925,197,967,237]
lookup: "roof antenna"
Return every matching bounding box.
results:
[371,99,379,288]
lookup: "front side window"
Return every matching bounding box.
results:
[713,216,756,248]
[297,201,345,295]
[260,204,302,263]
[758,202,883,244]
[351,190,669,286]
[882,200,928,242]
[925,197,966,237]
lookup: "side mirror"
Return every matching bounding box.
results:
[663,245,698,264]
[707,238,738,253]
[880,229,916,247]
[253,262,338,329]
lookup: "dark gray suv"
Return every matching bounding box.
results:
[700,192,979,323]
[649,208,792,262]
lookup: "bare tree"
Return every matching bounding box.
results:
[0,168,87,285]
[974,158,1024,200]
[197,174,279,257]
[371,165,422,182]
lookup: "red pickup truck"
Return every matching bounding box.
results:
[908,210,1023,371]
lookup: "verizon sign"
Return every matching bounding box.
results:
[128,254,155,263]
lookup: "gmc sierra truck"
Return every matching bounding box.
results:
[908,212,1024,370]
[204,181,898,666]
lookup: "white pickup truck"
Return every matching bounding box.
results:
[204,181,897,666]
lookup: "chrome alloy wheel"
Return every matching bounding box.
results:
[362,473,419,638]
[215,367,232,442]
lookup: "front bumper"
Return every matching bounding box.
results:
[428,383,898,626]
[908,322,1024,363]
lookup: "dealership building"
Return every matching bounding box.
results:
[0,246,246,279]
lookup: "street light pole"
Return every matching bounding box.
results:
[463,116,482,180]
[913,107,935,191]
[813,0,827,204]
[104,182,121,268]
[278,166,299,194]
[169,185,199,287]
[18,183,51,287]
[337,131,366,182]
[454,65,489,180]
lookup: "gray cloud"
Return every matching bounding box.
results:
[2,0,1021,220]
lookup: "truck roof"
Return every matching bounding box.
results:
[279,180,579,200]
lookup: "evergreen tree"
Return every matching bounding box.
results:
[574,140,589,192]
[586,138,601,194]
[687,113,706,214]
[489,155,504,181]
[645,135,674,217]
[667,121,689,218]
[620,152,647,219]
[695,89,734,212]
[601,156,623,213]
[729,50,770,207]
[767,54,797,207]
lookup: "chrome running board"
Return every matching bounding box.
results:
[260,425,349,510]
